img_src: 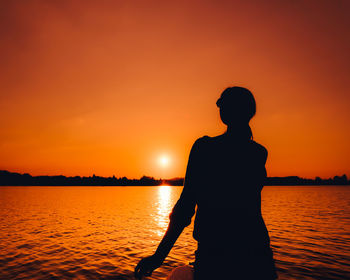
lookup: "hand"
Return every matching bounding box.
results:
[134,254,164,279]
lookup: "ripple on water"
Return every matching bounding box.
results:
[0,186,349,280]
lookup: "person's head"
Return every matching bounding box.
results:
[216,86,256,127]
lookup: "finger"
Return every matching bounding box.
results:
[135,259,145,275]
[147,266,156,276]
[135,270,143,279]
[134,263,142,278]
[137,266,148,278]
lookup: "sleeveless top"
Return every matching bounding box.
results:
[169,134,271,251]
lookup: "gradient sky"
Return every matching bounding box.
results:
[1,0,349,179]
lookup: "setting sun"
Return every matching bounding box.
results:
[158,155,171,168]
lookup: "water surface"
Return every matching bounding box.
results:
[0,186,349,279]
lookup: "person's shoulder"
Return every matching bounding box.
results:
[194,134,229,148]
[251,140,267,152]
[194,135,211,144]
[198,134,225,143]
[188,136,210,157]
[250,140,268,159]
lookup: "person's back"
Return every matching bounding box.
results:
[135,87,277,280]
[189,134,269,244]
[185,134,275,279]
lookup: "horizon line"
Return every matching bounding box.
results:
[0,169,349,181]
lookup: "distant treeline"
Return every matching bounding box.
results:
[0,170,349,186]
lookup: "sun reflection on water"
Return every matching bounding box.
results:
[156,185,172,236]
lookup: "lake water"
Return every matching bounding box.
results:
[0,186,349,280]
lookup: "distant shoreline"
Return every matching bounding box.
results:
[0,170,349,186]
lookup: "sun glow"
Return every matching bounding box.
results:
[158,155,170,168]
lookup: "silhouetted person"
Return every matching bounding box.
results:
[135,87,277,279]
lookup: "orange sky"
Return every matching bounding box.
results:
[0,0,349,179]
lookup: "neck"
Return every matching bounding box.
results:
[226,123,252,140]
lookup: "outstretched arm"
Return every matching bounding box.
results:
[134,217,189,279]
[134,139,201,279]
